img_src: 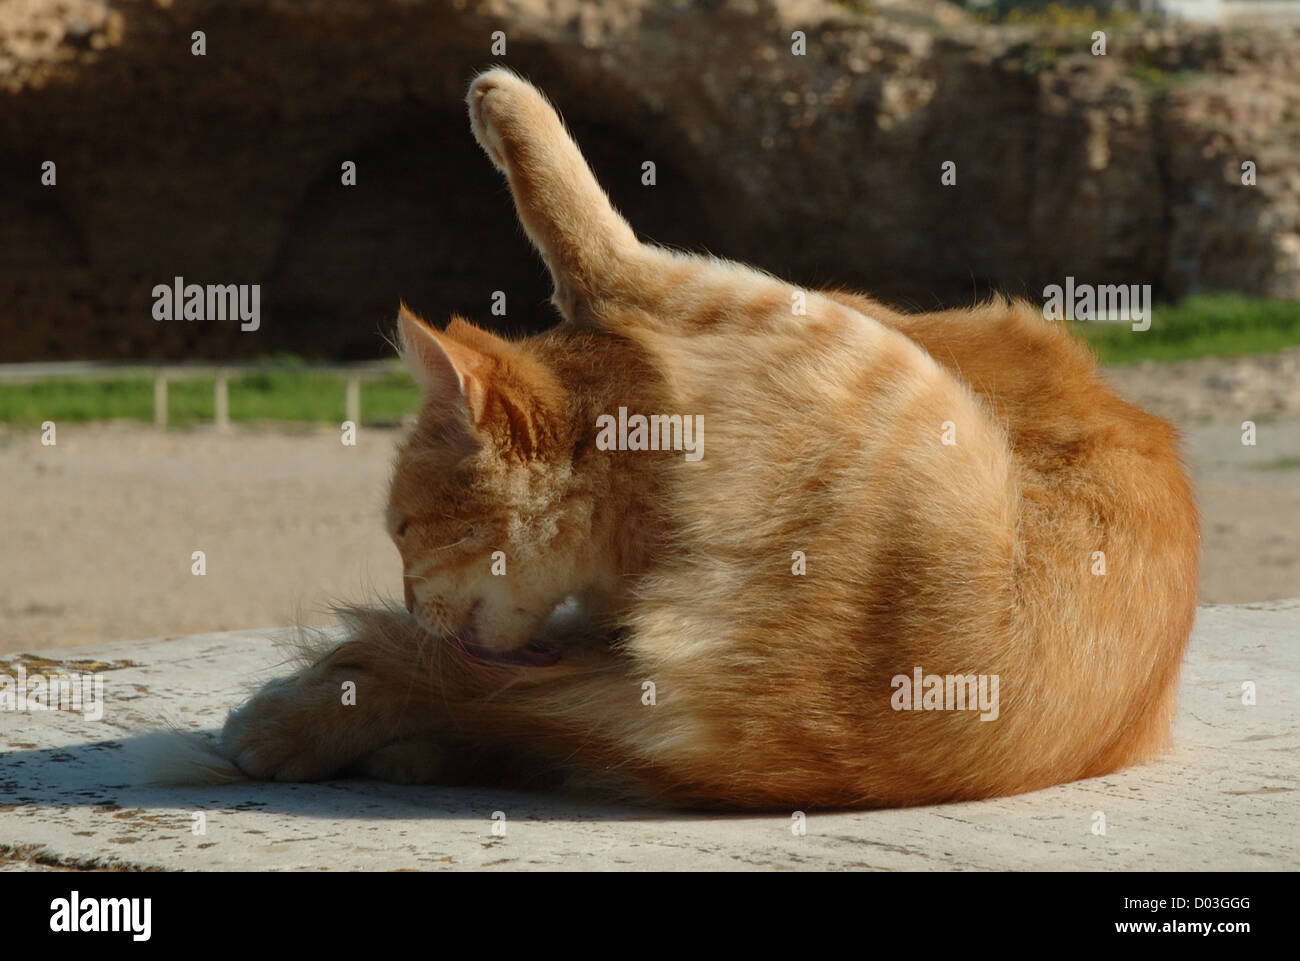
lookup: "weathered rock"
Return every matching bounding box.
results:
[1,0,1297,362]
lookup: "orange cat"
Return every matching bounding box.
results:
[219,69,1199,808]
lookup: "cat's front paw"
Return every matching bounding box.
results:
[355,736,445,785]
[221,675,349,782]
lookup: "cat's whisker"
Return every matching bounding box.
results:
[404,543,467,582]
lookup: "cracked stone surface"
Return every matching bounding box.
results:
[1,599,1297,871]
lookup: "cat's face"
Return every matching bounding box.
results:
[387,308,581,666]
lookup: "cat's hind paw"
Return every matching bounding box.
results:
[467,66,536,171]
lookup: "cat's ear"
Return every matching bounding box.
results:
[396,305,490,420]
[443,316,514,355]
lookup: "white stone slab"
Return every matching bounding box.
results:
[1,601,1297,871]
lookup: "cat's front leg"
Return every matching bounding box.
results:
[353,733,446,785]
[221,649,433,782]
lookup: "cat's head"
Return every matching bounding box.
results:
[387,306,586,666]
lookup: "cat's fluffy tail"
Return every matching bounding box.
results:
[128,725,246,786]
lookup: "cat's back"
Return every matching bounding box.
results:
[624,290,1198,805]
[831,293,1200,785]
[622,285,1020,569]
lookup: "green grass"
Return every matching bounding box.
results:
[1071,294,1300,365]
[2,295,1297,425]
[973,2,1138,31]
[1124,63,1202,95]
[0,376,155,424]
[0,369,420,428]
[1248,456,1300,472]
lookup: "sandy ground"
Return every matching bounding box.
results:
[1,423,400,653]
[1,360,1298,652]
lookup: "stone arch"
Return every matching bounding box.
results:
[264,104,724,359]
[0,153,89,270]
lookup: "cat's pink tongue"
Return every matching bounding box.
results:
[453,629,561,667]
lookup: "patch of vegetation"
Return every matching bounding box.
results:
[972,1,1137,31]
[0,376,155,425]
[1124,62,1202,95]
[0,369,420,428]
[3,297,1296,424]
[828,0,878,15]
[1248,456,1300,472]
[1071,294,1300,365]
[1021,46,1064,75]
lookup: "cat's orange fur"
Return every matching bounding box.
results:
[220,69,1199,808]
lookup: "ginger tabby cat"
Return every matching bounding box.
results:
[218,69,1199,808]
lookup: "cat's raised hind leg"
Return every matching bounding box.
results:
[467,70,879,347]
[467,68,647,322]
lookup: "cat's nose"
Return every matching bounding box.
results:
[404,579,415,614]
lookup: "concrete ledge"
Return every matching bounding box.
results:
[2,600,1298,871]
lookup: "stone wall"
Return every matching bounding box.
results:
[1,0,1297,360]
